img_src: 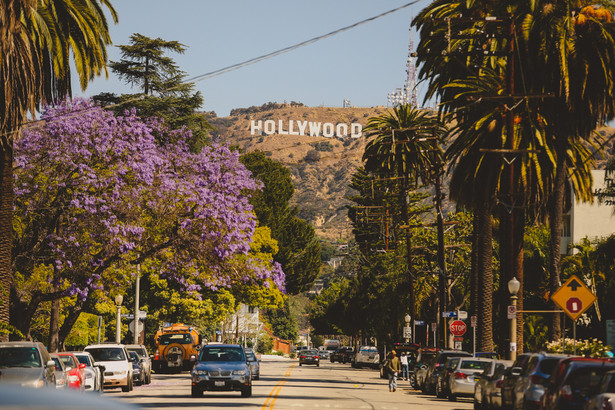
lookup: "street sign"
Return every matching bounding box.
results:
[458,311,468,320]
[431,322,437,332]
[129,320,144,334]
[414,320,425,326]
[450,320,467,337]
[470,316,477,328]
[120,310,147,320]
[403,326,412,339]
[442,311,457,318]
[507,305,517,319]
[454,341,463,350]
[551,275,597,321]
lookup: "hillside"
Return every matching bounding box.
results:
[209,105,389,241]
[209,104,615,242]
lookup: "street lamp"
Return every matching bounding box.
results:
[404,314,411,343]
[115,294,123,343]
[508,277,520,360]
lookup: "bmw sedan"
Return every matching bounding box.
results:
[191,344,252,398]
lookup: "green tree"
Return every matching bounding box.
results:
[240,151,321,295]
[0,0,116,341]
[93,33,213,151]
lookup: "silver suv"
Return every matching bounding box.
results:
[191,344,251,398]
[0,341,55,388]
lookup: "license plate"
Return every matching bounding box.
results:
[474,377,480,382]
[214,381,225,387]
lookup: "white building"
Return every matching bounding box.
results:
[562,170,615,253]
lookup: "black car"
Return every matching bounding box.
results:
[500,352,532,408]
[190,344,252,398]
[330,347,354,364]
[299,349,320,367]
[128,351,145,386]
[422,350,472,395]
[436,357,462,398]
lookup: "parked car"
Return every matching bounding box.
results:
[512,353,570,410]
[413,347,439,389]
[585,369,615,410]
[190,344,252,397]
[541,357,615,410]
[0,341,56,388]
[501,352,532,408]
[483,361,514,409]
[84,344,133,392]
[436,357,462,398]
[57,352,86,392]
[423,350,473,395]
[330,347,354,364]
[299,349,320,367]
[446,357,494,402]
[318,349,331,360]
[352,346,380,369]
[128,351,145,386]
[50,353,70,389]
[125,344,151,385]
[245,348,260,380]
[73,351,104,392]
[473,359,513,409]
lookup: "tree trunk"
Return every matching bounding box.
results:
[58,295,94,348]
[0,146,13,341]
[548,151,567,342]
[470,213,479,319]
[48,292,60,352]
[476,202,494,352]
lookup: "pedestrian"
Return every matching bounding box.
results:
[400,352,409,381]
[386,350,401,392]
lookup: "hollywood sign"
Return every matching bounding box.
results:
[250,119,363,139]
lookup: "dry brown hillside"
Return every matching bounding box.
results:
[209,105,390,241]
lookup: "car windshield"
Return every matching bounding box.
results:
[199,346,245,362]
[58,355,75,368]
[360,347,377,353]
[129,351,139,361]
[75,355,91,366]
[0,347,41,368]
[159,333,193,345]
[86,347,126,362]
[460,360,492,371]
[538,358,560,375]
[51,357,63,369]
[128,348,147,358]
[302,350,318,355]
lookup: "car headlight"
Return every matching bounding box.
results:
[232,370,247,376]
[193,369,208,375]
[133,368,141,374]
[85,373,93,379]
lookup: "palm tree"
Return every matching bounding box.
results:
[362,105,447,341]
[0,0,116,341]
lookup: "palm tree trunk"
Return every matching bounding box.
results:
[548,151,567,341]
[0,147,13,341]
[476,201,494,351]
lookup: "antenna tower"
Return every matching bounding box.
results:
[406,22,418,107]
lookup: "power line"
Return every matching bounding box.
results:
[2,0,423,142]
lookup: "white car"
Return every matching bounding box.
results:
[84,344,133,392]
[73,351,104,392]
[447,357,493,401]
[353,346,380,369]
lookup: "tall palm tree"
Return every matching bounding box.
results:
[0,0,116,341]
[362,105,447,341]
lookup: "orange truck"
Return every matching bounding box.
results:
[152,323,202,372]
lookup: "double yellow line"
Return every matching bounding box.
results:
[262,364,295,409]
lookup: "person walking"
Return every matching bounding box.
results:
[386,350,401,392]
[400,352,409,381]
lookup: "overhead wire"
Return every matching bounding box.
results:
[1,0,423,141]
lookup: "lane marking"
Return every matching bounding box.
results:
[262,364,295,409]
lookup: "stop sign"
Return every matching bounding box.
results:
[450,320,467,337]
[566,297,583,314]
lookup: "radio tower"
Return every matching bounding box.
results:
[405,22,418,107]
[388,18,419,107]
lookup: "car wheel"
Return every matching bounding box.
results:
[191,387,203,398]
[317,363,320,367]
[121,380,131,393]
[448,393,457,402]
[146,372,151,384]
[241,386,252,397]
[299,363,302,366]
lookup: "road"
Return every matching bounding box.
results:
[107,357,474,409]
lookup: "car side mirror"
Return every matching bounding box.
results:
[511,367,522,377]
[79,363,87,369]
[46,360,55,369]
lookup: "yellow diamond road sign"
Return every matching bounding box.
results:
[551,275,597,321]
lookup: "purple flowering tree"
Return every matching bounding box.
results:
[12,99,285,341]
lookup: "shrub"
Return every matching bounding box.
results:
[546,338,612,357]
[305,149,320,162]
[256,334,274,354]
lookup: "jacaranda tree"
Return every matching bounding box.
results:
[12,99,284,342]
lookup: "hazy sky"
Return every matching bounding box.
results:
[77,0,432,116]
